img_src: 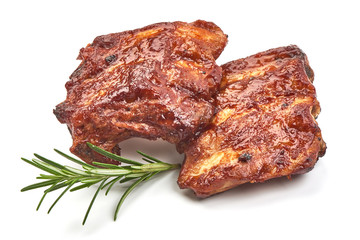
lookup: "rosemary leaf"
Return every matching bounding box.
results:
[48,180,77,213]
[45,180,69,193]
[141,157,154,163]
[136,151,163,163]
[143,171,160,182]
[103,176,123,195]
[87,143,143,166]
[21,179,59,192]
[22,157,62,176]
[114,174,149,221]
[21,157,39,168]
[36,191,48,211]
[70,183,93,192]
[80,178,104,184]
[32,159,66,176]
[54,149,95,169]
[37,174,62,180]
[82,178,107,225]
[34,153,65,169]
[119,176,140,183]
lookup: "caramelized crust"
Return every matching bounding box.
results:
[178,45,326,197]
[54,20,227,165]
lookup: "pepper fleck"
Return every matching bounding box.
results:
[238,153,252,162]
[105,55,116,63]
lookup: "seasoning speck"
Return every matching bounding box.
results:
[105,55,116,63]
[238,153,252,162]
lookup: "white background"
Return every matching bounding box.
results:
[1,0,359,239]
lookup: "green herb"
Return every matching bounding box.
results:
[21,142,180,225]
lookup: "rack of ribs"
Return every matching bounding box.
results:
[54,20,227,165]
[178,45,326,197]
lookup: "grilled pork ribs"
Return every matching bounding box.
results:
[54,20,227,165]
[54,20,325,197]
[178,45,326,197]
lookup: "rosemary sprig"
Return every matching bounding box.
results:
[21,142,180,225]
